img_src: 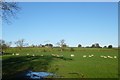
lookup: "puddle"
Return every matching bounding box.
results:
[25,71,55,80]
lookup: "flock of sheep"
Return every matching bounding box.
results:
[83,54,117,59]
[11,53,117,59]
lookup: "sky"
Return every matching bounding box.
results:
[2,2,118,47]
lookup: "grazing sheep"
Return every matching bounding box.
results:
[114,56,117,58]
[89,55,92,57]
[56,55,60,57]
[107,56,113,58]
[83,55,86,58]
[100,55,103,57]
[91,54,94,56]
[109,56,113,58]
[51,54,55,56]
[32,54,35,56]
[41,55,43,56]
[103,56,107,58]
[71,54,74,57]
[27,53,29,55]
[16,53,19,56]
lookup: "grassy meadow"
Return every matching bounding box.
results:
[1,47,118,79]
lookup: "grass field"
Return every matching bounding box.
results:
[1,47,118,79]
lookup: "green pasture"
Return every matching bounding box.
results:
[1,47,118,79]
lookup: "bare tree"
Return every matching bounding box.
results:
[0,0,20,23]
[15,39,25,50]
[57,39,67,51]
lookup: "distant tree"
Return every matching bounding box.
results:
[91,44,95,48]
[41,45,45,47]
[91,43,101,48]
[15,39,25,50]
[95,43,100,48]
[78,44,82,48]
[108,45,113,48]
[62,44,67,47]
[0,40,11,53]
[0,0,21,23]
[103,46,107,48]
[45,43,53,48]
[56,39,67,51]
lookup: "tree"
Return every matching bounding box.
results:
[103,46,107,48]
[0,40,11,53]
[45,43,53,48]
[56,39,67,51]
[91,44,95,48]
[78,44,82,48]
[108,45,113,48]
[91,43,101,48]
[15,39,25,50]
[0,0,20,23]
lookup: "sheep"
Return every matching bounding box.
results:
[32,54,35,56]
[27,53,29,55]
[89,55,92,57]
[109,56,113,58]
[83,55,86,58]
[56,55,60,57]
[103,56,107,58]
[114,56,117,58]
[71,54,74,57]
[12,53,14,55]
[91,54,94,56]
[41,55,43,56]
[107,56,113,58]
[51,54,56,56]
[16,53,19,56]
[100,55,104,57]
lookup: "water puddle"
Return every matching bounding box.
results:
[25,71,55,80]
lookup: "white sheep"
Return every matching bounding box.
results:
[83,55,86,58]
[114,56,117,58]
[16,53,19,56]
[32,54,35,56]
[91,54,94,56]
[100,55,103,57]
[41,55,43,56]
[89,55,92,57]
[56,55,60,57]
[107,56,113,58]
[71,54,74,57]
[51,54,55,56]
[103,56,107,58]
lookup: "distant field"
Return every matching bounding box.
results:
[2,47,118,79]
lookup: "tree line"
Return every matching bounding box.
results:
[0,39,114,50]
